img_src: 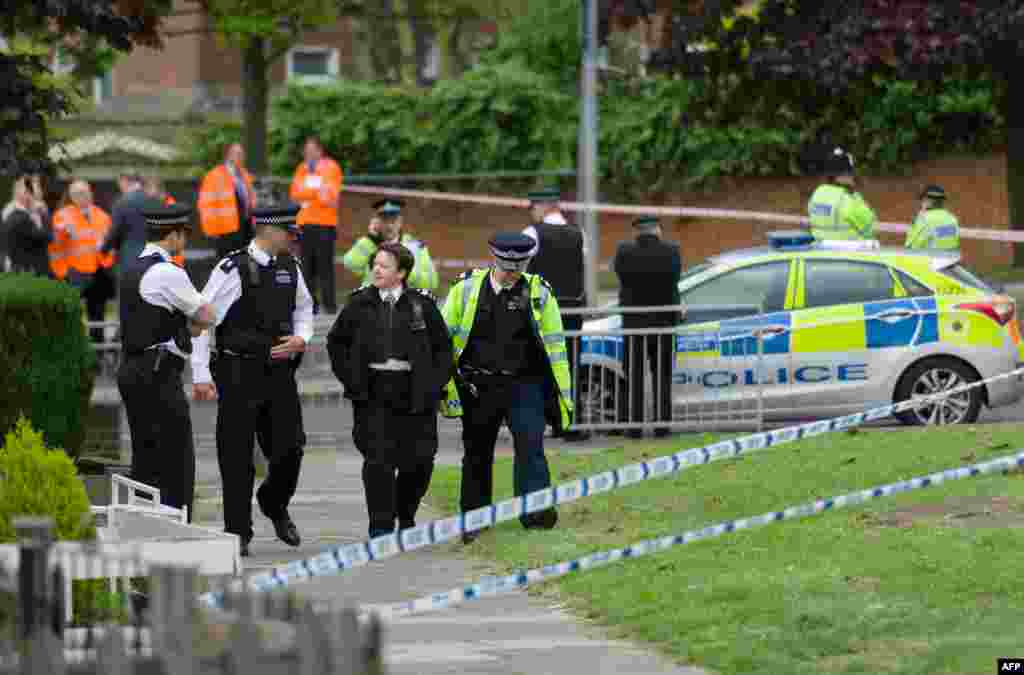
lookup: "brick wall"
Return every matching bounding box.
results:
[330,153,1015,284]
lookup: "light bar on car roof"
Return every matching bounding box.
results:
[767,230,816,249]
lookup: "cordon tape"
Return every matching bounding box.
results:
[340,183,1024,244]
[198,362,1024,610]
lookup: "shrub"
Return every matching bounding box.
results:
[0,273,95,461]
[0,417,96,543]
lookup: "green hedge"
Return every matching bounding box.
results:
[0,417,96,543]
[0,273,95,462]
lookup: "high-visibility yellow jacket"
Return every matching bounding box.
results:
[905,208,960,251]
[342,232,439,290]
[807,183,877,241]
[440,269,573,431]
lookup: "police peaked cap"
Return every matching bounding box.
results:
[920,184,946,200]
[251,203,301,234]
[633,215,659,229]
[488,232,538,261]
[372,199,404,215]
[527,187,560,203]
[142,203,194,235]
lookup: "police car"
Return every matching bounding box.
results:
[578,232,1024,426]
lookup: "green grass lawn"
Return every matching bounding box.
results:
[425,426,1024,675]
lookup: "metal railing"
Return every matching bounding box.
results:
[0,517,384,674]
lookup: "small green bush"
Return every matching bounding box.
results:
[0,273,96,461]
[0,417,96,543]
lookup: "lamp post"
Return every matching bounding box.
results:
[578,0,600,307]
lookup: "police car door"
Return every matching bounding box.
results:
[675,260,796,419]
[789,257,919,418]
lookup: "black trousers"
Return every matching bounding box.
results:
[117,349,195,520]
[212,355,306,543]
[67,269,115,343]
[301,225,337,313]
[620,333,674,432]
[351,372,438,538]
[459,377,556,529]
[213,229,251,260]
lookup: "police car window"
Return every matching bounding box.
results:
[682,261,790,313]
[893,270,933,297]
[804,260,894,308]
[940,264,993,292]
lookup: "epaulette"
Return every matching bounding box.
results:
[411,287,438,303]
[350,283,373,297]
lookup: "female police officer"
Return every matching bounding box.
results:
[327,241,453,538]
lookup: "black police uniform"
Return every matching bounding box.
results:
[456,233,560,540]
[116,204,201,519]
[326,284,453,538]
[612,216,682,437]
[195,204,312,554]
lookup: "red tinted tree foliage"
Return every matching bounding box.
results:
[1,0,169,177]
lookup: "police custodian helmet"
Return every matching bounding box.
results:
[251,203,301,235]
[488,232,538,272]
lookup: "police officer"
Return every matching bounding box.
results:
[522,187,588,442]
[117,203,215,520]
[906,184,960,251]
[441,233,573,544]
[191,204,314,557]
[807,148,877,241]
[613,216,682,439]
[327,242,453,538]
[342,199,439,291]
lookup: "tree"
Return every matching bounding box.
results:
[0,0,168,177]
[199,0,340,175]
[644,0,1024,262]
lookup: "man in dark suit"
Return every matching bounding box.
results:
[101,169,159,275]
[613,216,682,439]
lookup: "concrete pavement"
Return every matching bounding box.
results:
[191,437,711,675]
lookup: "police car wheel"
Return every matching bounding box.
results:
[893,358,982,426]
[577,367,621,428]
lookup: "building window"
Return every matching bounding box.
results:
[286,47,339,82]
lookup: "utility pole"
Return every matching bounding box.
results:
[578,0,600,307]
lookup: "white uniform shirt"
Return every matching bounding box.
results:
[136,244,205,360]
[523,211,589,255]
[191,241,314,384]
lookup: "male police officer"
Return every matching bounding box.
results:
[523,187,588,442]
[807,148,877,241]
[441,232,573,544]
[906,184,960,251]
[342,199,438,290]
[117,203,215,520]
[192,204,314,557]
[613,216,682,439]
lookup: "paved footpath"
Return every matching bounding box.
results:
[192,430,711,675]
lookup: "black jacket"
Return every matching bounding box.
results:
[327,286,454,414]
[5,208,53,277]
[102,190,160,266]
[613,233,683,328]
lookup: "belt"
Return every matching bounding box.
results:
[369,359,412,372]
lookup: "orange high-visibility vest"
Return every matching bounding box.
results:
[290,158,343,227]
[198,163,255,237]
[49,205,114,279]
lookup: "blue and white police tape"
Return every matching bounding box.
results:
[366,448,1024,619]
[198,364,1024,610]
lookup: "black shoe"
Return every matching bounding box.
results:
[270,517,301,547]
[522,508,558,530]
[461,531,480,545]
[560,430,591,442]
[240,541,250,557]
